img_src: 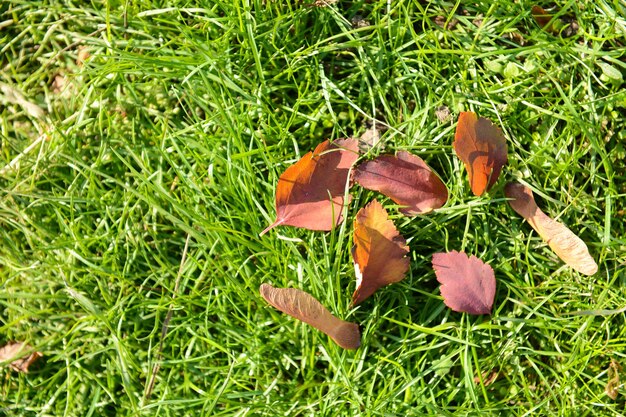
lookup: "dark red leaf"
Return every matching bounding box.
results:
[353,151,448,215]
[432,251,496,315]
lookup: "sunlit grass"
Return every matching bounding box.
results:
[1,1,625,415]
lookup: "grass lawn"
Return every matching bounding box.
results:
[1,1,625,415]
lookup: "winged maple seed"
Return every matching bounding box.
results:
[259,284,361,349]
[0,342,43,373]
[432,251,496,315]
[261,138,359,235]
[453,112,508,196]
[352,200,410,305]
[505,182,598,275]
[353,151,448,215]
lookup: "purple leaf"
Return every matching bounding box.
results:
[432,251,496,315]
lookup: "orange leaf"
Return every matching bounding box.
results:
[505,182,598,275]
[261,138,359,235]
[353,151,448,215]
[453,112,508,196]
[0,342,43,373]
[432,251,496,315]
[259,283,361,349]
[352,199,410,305]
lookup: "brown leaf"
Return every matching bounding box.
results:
[531,5,553,30]
[261,138,359,235]
[435,105,452,123]
[76,46,90,66]
[531,5,578,37]
[0,342,43,373]
[505,182,598,275]
[51,74,67,94]
[259,284,360,349]
[453,112,508,196]
[350,15,371,29]
[432,16,459,30]
[352,200,410,305]
[354,151,448,215]
[432,251,496,315]
[504,31,526,46]
[308,0,338,7]
[606,359,621,400]
[474,370,500,386]
[357,126,383,153]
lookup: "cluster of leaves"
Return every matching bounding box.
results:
[260,111,598,349]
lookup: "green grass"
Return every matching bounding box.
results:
[1,0,625,415]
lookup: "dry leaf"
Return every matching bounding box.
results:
[0,342,43,373]
[435,105,452,123]
[504,31,526,46]
[474,370,500,386]
[432,251,496,315]
[76,46,90,66]
[606,359,621,400]
[51,74,67,94]
[357,126,382,152]
[309,0,338,7]
[352,200,410,305]
[531,5,554,30]
[531,5,578,37]
[261,138,359,235]
[505,182,598,275]
[0,83,45,119]
[432,16,459,30]
[351,15,371,29]
[260,284,360,349]
[354,151,448,215]
[453,112,508,196]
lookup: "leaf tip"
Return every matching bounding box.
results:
[351,288,366,306]
[259,219,284,236]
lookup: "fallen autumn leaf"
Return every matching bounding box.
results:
[453,112,508,196]
[352,199,410,305]
[354,151,448,215]
[261,138,359,235]
[432,250,496,315]
[0,342,43,373]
